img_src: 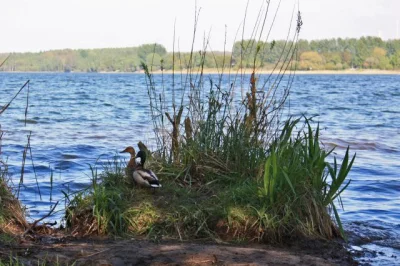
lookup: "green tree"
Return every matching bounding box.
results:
[364,47,391,69]
[390,51,400,69]
[138,44,167,61]
[146,53,162,70]
[355,38,370,68]
[299,51,325,70]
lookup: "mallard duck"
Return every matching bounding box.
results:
[120,146,137,187]
[133,150,162,188]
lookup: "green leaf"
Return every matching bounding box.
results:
[282,171,296,196]
[332,203,347,241]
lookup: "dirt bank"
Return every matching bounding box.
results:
[0,236,356,265]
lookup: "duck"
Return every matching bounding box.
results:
[133,150,162,188]
[120,146,137,187]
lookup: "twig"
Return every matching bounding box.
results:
[23,201,59,236]
[17,134,29,199]
[24,80,30,126]
[0,125,3,156]
[81,248,110,258]
[0,54,10,68]
[0,80,30,116]
[27,132,42,200]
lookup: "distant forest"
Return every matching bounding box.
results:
[1,37,400,72]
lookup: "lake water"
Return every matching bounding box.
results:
[0,73,399,265]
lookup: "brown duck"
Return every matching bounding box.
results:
[120,146,137,187]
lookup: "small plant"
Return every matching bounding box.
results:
[65,160,131,236]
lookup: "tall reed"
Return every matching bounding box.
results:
[143,2,303,186]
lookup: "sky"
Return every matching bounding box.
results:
[0,0,399,53]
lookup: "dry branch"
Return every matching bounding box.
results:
[0,80,30,116]
[165,105,184,164]
[23,201,59,236]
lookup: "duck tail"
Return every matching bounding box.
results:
[148,179,161,188]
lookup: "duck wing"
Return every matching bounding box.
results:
[133,171,150,187]
[142,169,161,188]
[146,169,159,180]
[135,169,156,181]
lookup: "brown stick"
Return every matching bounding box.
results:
[17,133,29,199]
[80,248,110,258]
[184,117,193,142]
[24,81,30,126]
[165,105,184,164]
[0,54,10,68]
[23,201,59,236]
[0,125,3,156]
[0,80,30,115]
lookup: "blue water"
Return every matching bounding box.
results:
[0,73,399,265]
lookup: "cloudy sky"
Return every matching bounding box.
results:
[0,0,399,53]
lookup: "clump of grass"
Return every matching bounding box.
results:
[259,117,354,240]
[0,160,28,241]
[65,158,132,236]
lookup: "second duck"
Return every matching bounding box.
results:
[133,150,162,188]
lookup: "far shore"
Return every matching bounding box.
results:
[2,68,400,75]
[149,68,400,75]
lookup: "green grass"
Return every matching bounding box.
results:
[0,254,24,266]
[0,165,27,242]
[259,117,354,240]
[0,254,76,266]
[66,119,354,242]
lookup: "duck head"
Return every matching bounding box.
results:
[120,146,136,157]
[120,146,138,168]
[135,150,147,166]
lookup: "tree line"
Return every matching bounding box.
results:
[1,37,400,72]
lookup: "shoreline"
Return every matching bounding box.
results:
[1,236,355,265]
[1,69,399,75]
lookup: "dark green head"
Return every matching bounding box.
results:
[135,150,146,166]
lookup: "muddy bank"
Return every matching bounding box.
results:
[0,237,355,265]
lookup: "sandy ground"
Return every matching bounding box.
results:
[135,68,400,75]
[7,69,400,75]
[0,236,356,266]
